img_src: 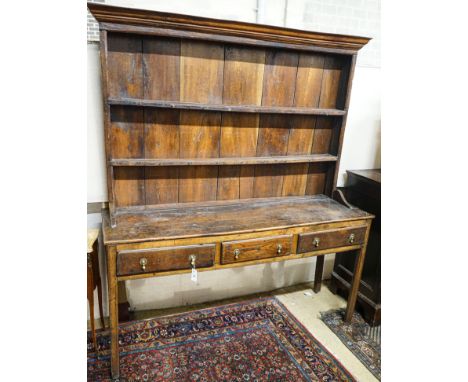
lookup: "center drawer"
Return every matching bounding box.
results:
[117,244,215,276]
[221,235,292,265]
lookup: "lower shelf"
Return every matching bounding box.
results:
[110,154,338,167]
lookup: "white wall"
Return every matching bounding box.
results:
[87,45,107,203]
[87,0,380,318]
[338,65,381,186]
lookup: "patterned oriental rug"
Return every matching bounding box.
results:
[320,309,381,380]
[88,297,355,381]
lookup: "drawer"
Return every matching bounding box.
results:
[297,226,367,254]
[221,235,292,265]
[117,244,215,276]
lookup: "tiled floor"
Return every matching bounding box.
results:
[90,282,378,382]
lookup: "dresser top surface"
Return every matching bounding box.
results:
[102,195,372,245]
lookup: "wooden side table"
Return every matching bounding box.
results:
[87,228,105,351]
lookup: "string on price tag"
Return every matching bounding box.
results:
[191,268,198,283]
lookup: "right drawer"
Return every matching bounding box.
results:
[297,226,367,254]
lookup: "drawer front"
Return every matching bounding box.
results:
[297,226,367,254]
[221,235,292,265]
[117,244,215,276]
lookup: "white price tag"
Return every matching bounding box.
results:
[191,268,198,283]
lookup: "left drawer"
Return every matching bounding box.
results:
[117,244,216,276]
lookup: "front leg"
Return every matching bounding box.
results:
[313,255,325,293]
[107,246,120,380]
[344,247,367,322]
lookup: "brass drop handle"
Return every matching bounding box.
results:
[189,255,196,268]
[313,237,320,247]
[277,244,283,255]
[139,257,148,271]
[348,233,355,244]
[234,249,240,260]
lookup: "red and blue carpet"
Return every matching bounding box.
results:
[320,309,381,380]
[88,297,355,381]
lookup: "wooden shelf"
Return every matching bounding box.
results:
[108,98,346,116]
[110,154,338,167]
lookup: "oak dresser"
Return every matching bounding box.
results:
[88,3,374,380]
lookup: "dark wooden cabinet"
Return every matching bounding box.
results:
[330,169,381,326]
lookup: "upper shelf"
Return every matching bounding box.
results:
[108,98,346,117]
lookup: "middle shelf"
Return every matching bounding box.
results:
[110,154,338,167]
[108,98,346,116]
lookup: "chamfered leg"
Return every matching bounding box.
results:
[344,247,367,322]
[107,246,120,380]
[313,255,325,293]
[88,288,97,352]
[97,281,105,329]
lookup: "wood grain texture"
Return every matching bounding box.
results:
[144,109,179,204]
[180,41,224,104]
[107,34,143,98]
[217,165,240,200]
[110,106,145,207]
[178,111,221,202]
[221,235,292,264]
[282,53,326,196]
[253,50,299,197]
[319,56,344,109]
[178,41,223,203]
[311,117,335,154]
[223,46,265,105]
[107,35,144,208]
[310,57,344,198]
[254,115,291,197]
[143,37,180,100]
[108,98,346,116]
[297,226,367,253]
[261,50,299,107]
[308,117,336,195]
[219,46,264,200]
[117,244,215,275]
[220,47,264,200]
[305,163,328,195]
[219,114,260,158]
[294,54,325,108]
[282,116,317,196]
[110,107,144,159]
[178,111,221,159]
[110,154,337,166]
[103,195,372,244]
[115,243,366,281]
